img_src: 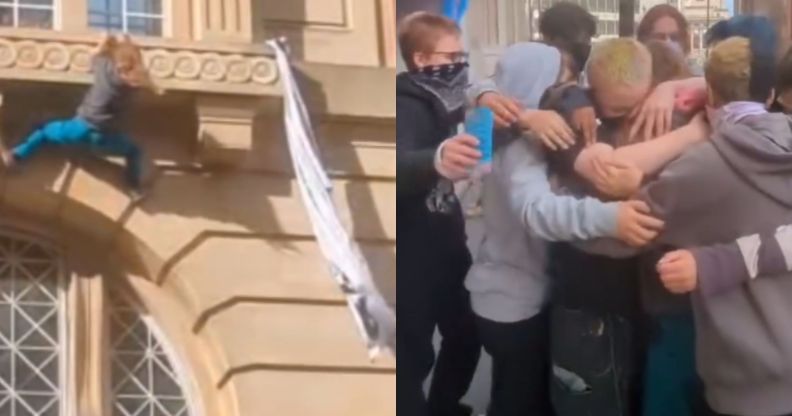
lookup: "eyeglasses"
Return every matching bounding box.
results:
[429,51,470,63]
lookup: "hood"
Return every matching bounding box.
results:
[712,113,792,207]
[493,42,561,110]
[397,72,462,125]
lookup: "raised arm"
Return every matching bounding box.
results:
[629,77,707,141]
[575,112,710,185]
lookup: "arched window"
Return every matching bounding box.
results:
[0,229,195,416]
[109,289,192,416]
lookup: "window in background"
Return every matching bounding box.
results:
[0,229,196,416]
[0,233,63,415]
[0,0,55,29]
[109,289,192,416]
[89,0,163,37]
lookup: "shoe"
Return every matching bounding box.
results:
[127,188,147,203]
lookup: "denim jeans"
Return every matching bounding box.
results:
[13,117,142,189]
[549,306,644,416]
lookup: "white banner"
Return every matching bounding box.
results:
[266,38,396,359]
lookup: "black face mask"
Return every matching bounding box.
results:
[409,62,470,117]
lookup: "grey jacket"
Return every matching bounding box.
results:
[76,55,132,130]
[641,113,792,416]
[465,138,619,322]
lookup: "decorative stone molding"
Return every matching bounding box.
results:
[0,37,278,87]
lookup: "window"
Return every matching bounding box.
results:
[0,0,55,30]
[89,0,163,37]
[0,234,63,415]
[109,290,191,416]
[0,230,195,416]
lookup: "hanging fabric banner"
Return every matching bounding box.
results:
[265,38,396,358]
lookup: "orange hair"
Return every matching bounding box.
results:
[102,35,160,93]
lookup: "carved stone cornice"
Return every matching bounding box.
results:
[0,35,279,96]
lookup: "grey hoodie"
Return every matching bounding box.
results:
[639,112,792,416]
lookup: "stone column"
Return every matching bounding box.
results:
[192,0,261,42]
[195,96,261,166]
[60,0,88,33]
[381,0,397,67]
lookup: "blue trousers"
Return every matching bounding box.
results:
[12,118,142,189]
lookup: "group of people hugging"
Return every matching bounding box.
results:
[397,2,792,416]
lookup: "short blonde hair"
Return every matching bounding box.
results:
[705,36,752,104]
[587,38,652,88]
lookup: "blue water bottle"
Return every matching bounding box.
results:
[465,107,494,175]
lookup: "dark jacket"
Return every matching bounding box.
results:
[539,83,643,318]
[396,72,468,266]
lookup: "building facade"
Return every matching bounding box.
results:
[0,0,396,415]
[736,0,792,48]
[680,0,730,66]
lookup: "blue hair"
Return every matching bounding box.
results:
[705,15,778,103]
[442,0,469,24]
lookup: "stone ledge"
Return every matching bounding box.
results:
[0,31,280,96]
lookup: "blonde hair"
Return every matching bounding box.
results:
[587,38,652,87]
[100,35,160,93]
[705,36,752,104]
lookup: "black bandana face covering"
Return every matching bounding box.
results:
[409,62,470,117]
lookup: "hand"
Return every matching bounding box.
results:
[478,92,522,128]
[684,111,711,141]
[657,250,698,294]
[571,106,598,146]
[95,33,116,56]
[591,157,644,199]
[629,80,676,142]
[437,133,482,181]
[520,110,575,151]
[615,200,664,247]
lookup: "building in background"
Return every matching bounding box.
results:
[736,0,792,47]
[0,1,396,415]
[682,0,730,66]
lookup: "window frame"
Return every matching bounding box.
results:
[88,0,170,38]
[107,287,201,416]
[0,0,60,31]
[0,226,199,416]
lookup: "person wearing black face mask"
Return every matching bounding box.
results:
[396,12,482,416]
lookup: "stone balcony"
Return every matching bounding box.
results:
[0,28,280,96]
